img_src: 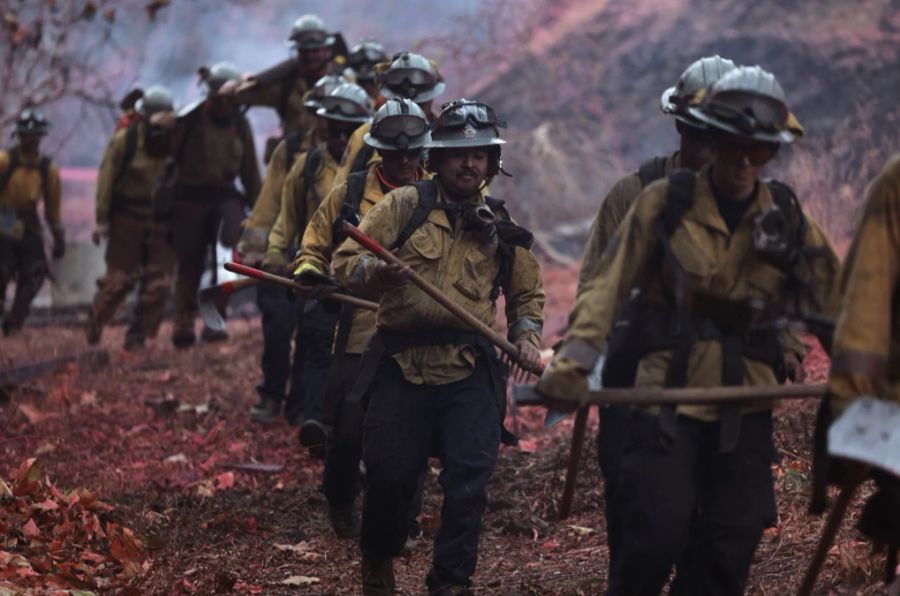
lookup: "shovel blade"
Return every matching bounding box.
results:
[828,395,900,477]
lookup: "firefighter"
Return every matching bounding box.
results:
[241,74,346,425]
[170,62,261,348]
[333,99,544,595]
[0,109,63,336]
[248,83,371,431]
[87,86,177,350]
[537,67,841,595]
[293,98,431,538]
[347,40,389,107]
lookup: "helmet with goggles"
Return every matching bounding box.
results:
[136,85,175,118]
[364,98,431,151]
[15,109,51,136]
[660,55,736,126]
[303,74,348,110]
[288,15,334,50]
[688,66,798,144]
[378,52,445,103]
[349,40,388,83]
[429,99,506,149]
[316,83,372,124]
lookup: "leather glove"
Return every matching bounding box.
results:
[260,251,289,275]
[92,223,109,247]
[51,228,66,259]
[293,262,339,300]
[236,227,268,267]
[535,354,590,411]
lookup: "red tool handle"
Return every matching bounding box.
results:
[341,221,544,375]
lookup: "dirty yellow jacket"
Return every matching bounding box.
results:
[828,155,900,415]
[173,106,261,199]
[333,179,545,385]
[332,122,379,187]
[298,164,429,354]
[238,74,317,136]
[239,135,309,253]
[0,148,62,233]
[267,143,340,254]
[95,123,169,224]
[540,166,841,420]
[577,154,679,294]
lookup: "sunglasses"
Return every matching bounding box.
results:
[380,148,422,160]
[716,139,779,166]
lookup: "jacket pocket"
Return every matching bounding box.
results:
[453,243,497,301]
[744,262,786,302]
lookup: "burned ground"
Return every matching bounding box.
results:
[0,266,889,595]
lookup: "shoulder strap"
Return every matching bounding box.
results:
[302,146,323,205]
[764,178,807,241]
[278,71,300,122]
[392,179,438,250]
[660,168,696,236]
[115,124,139,186]
[345,170,368,213]
[350,144,375,175]
[38,156,51,196]
[284,131,302,170]
[638,156,669,188]
[0,148,21,193]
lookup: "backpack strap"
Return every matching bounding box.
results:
[301,146,323,206]
[278,71,300,123]
[764,178,808,246]
[350,144,375,175]
[284,131,303,170]
[114,123,139,186]
[345,170,368,213]
[392,179,438,250]
[0,148,21,193]
[637,156,669,188]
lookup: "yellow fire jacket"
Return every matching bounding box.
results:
[267,143,340,255]
[333,179,545,385]
[0,148,61,234]
[538,166,841,420]
[95,123,169,224]
[828,154,900,414]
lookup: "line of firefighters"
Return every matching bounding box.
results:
[0,12,898,596]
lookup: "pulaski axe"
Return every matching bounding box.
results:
[197,278,259,334]
[798,396,900,596]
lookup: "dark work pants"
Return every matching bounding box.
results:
[0,227,47,330]
[596,404,630,569]
[296,300,337,422]
[255,283,304,413]
[323,353,426,533]
[361,358,500,589]
[607,410,777,596]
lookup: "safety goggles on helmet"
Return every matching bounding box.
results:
[349,44,387,67]
[704,92,789,136]
[432,101,506,132]
[372,114,428,142]
[319,97,370,120]
[16,109,50,135]
[382,67,437,92]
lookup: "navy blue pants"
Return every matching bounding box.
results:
[360,358,500,589]
[295,300,337,422]
[606,410,777,596]
[255,284,304,414]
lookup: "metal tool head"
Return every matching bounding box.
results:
[828,396,900,478]
[197,285,227,333]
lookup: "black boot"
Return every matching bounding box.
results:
[362,557,394,596]
[328,503,360,539]
[249,397,281,424]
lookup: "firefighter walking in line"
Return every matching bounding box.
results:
[87,86,178,351]
[0,109,64,336]
[537,67,841,595]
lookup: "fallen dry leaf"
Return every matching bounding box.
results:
[281,575,320,586]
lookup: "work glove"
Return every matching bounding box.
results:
[236,226,268,267]
[535,352,590,412]
[369,261,412,293]
[293,262,339,300]
[91,223,109,247]
[51,228,66,259]
[260,251,289,276]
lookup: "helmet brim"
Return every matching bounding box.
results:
[686,106,796,143]
[316,107,370,124]
[381,80,446,103]
[428,137,506,149]
[363,131,431,151]
[285,34,336,50]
